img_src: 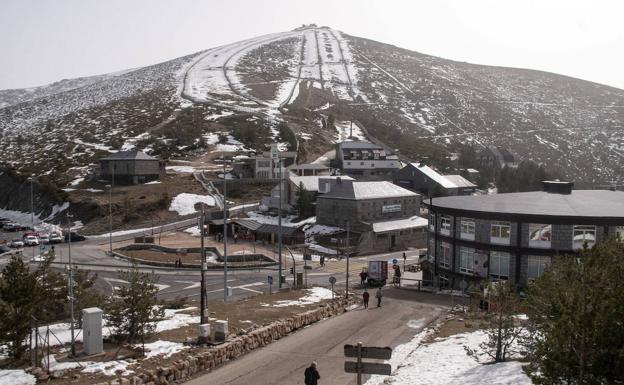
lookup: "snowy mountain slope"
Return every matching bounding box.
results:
[1,25,623,186]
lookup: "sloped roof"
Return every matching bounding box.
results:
[444,175,476,188]
[289,175,354,192]
[410,163,457,189]
[319,180,418,200]
[372,216,428,233]
[100,151,158,161]
[288,163,330,170]
[338,141,385,150]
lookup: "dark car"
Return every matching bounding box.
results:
[64,232,86,242]
[0,244,12,254]
[3,223,20,232]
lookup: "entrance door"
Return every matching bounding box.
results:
[390,234,396,248]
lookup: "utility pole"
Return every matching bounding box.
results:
[29,177,35,260]
[277,157,283,289]
[345,220,350,298]
[223,156,229,301]
[200,207,207,324]
[106,184,112,255]
[66,214,76,357]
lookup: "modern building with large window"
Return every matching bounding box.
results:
[423,181,624,289]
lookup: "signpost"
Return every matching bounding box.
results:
[392,258,398,266]
[329,276,336,300]
[344,342,392,385]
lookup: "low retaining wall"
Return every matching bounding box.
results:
[91,297,356,385]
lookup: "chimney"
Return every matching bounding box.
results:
[542,180,573,194]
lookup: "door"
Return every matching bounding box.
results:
[390,234,396,248]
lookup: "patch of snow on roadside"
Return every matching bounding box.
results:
[0,370,36,385]
[142,340,187,358]
[166,165,196,173]
[169,193,216,215]
[270,287,334,307]
[246,211,315,228]
[82,360,133,376]
[154,308,200,332]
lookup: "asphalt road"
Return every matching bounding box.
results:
[185,288,450,385]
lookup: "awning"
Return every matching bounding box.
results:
[234,218,262,231]
[372,216,428,233]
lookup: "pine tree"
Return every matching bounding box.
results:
[524,238,624,384]
[296,182,314,219]
[0,256,40,358]
[105,263,164,347]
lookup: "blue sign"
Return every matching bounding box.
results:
[392,258,398,265]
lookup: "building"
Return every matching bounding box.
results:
[316,179,426,252]
[232,143,297,179]
[261,175,354,213]
[100,151,162,184]
[478,146,519,169]
[287,163,332,176]
[424,181,624,290]
[394,163,476,197]
[335,141,402,180]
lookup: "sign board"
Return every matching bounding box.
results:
[344,345,392,360]
[382,204,401,213]
[267,275,273,285]
[392,258,398,266]
[344,362,392,375]
[329,276,336,284]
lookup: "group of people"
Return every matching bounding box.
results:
[362,287,383,308]
[174,258,184,268]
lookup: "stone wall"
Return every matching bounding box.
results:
[87,297,356,385]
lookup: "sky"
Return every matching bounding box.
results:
[1,0,623,90]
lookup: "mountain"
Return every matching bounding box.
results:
[1,25,623,187]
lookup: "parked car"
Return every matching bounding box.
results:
[49,233,63,244]
[3,222,20,232]
[10,239,24,248]
[64,232,86,242]
[0,244,13,255]
[23,235,39,246]
[39,234,50,244]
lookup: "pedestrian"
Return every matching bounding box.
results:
[394,266,401,286]
[304,361,320,385]
[363,289,370,308]
[376,287,383,307]
[178,258,183,268]
[359,269,367,286]
[320,255,325,267]
[234,233,238,244]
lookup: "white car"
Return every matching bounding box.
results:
[39,234,50,244]
[10,239,24,248]
[49,234,63,244]
[23,235,39,246]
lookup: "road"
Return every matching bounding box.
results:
[185,288,450,385]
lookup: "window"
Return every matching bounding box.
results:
[439,242,451,269]
[428,213,435,231]
[573,225,596,249]
[440,215,452,236]
[528,255,550,280]
[529,224,552,248]
[489,251,510,280]
[617,226,624,239]
[439,273,450,289]
[460,218,476,240]
[491,221,511,245]
[459,247,475,274]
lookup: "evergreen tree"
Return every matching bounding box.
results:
[524,238,624,384]
[296,182,314,219]
[327,114,336,130]
[105,264,164,346]
[0,256,40,358]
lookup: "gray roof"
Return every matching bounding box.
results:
[429,190,624,219]
[100,151,158,161]
[444,175,476,189]
[372,216,428,233]
[338,141,385,150]
[288,163,330,170]
[319,181,418,200]
[289,175,354,192]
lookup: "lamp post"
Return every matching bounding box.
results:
[223,156,229,301]
[200,207,207,323]
[28,177,35,260]
[106,184,112,256]
[277,157,283,288]
[66,213,76,357]
[345,220,350,298]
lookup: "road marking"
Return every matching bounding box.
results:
[103,277,129,284]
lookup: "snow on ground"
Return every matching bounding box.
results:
[169,193,216,215]
[120,132,150,151]
[0,370,36,385]
[155,308,200,332]
[265,287,334,307]
[0,206,66,234]
[334,120,368,142]
[81,360,133,376]
[166,165,196,173]
[304,224,342,237]
[307,242,339,256]
[144,180,161,185]
[364,329,531,385]
[141,340,188,358]
[204,110,234,121]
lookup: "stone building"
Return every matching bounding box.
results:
[424,181,624,289]
[335,141,402,180]
[316,179,426,252]
[100,151,162,184]
[232,143,296,179]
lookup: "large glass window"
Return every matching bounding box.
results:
[459,247,475,274]
[491,221,511,245]
[439,241,451,269]
[528,255,550,280]
[460,218,476,241]
[573,225,596,249]
[529,224,552,248]
[440,215,452,236]
[490,251,510,280]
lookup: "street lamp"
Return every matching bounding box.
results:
[277,157,283,288]
[66,213,76,357]
[345,220,350,298]
[223,156,229,301]
[28,177,35,260]
[106,184,112,256]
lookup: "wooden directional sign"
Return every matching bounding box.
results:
[344,345,392,360]
[344,361,392,375]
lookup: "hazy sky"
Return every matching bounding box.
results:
[1,0,623,90]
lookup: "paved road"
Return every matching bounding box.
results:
[185,288,450,385]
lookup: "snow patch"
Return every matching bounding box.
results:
[169,193,216,215]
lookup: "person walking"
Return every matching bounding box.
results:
[304,361,320,385]
[363,289,370,308]
[320,255,325,267]
[359,269,367,286]
[376,287,383,307]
